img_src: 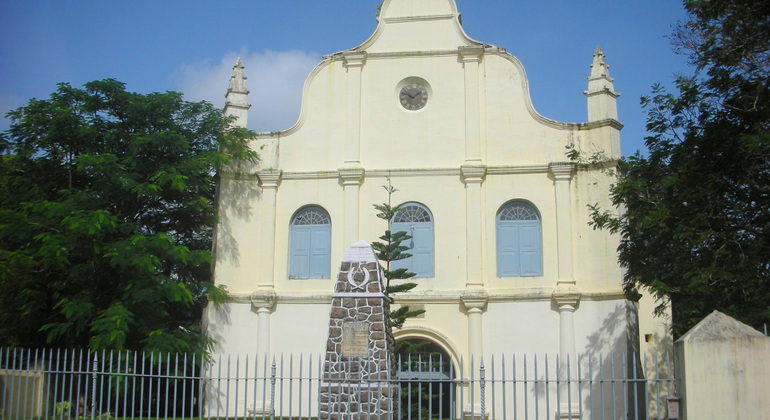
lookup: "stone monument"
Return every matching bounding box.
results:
[319,240,399,419]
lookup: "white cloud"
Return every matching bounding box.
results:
[175,49,321,133]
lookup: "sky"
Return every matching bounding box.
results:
[0,0,692,157]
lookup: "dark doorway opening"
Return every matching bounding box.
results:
[396,339,455,419]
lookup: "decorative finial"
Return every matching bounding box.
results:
[589,46,611,80]
[584,46,619,122]
[227,57,249,95]
[224,57,250,127]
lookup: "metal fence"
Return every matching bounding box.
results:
[0,348,677,420]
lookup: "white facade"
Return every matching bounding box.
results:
[207,0,657,396]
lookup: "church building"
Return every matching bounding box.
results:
[206,0,665,415]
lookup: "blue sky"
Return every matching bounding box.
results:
[0,0,691,156]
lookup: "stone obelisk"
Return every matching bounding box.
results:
[319,240,398,419]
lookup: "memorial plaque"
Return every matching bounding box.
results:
[342,321,369,357]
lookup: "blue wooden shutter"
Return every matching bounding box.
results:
[519,221,542,276]
[289,227,311,278]
[310,225,331,278]
[497,223,521,276]
[390,224,413,275]
[410,224,433,277]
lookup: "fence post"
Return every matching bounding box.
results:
[270,357,277,420]
[91,352,98,419]
[480,360,486,419]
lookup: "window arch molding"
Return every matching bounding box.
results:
[289,205,332,279]
[496,200,542,277]
[390,202,434,278]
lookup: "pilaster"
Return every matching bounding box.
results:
[553,285,581,418]
[338,167,365,249]
[461,165,487,289]
[250,289,277,357]
[462,287,488,418]
[256,171,282,289]
[461,288,489,360]
[459,46,484,163]
[342,51,367,166]
[549,162,575,286]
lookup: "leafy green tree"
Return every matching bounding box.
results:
[583,0,769,337]
[0,79,257,354]
[371,179,425,329]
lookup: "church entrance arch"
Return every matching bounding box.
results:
[395,334,457,419]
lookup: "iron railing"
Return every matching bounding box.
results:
[0,348,677,420]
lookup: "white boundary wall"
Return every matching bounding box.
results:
[675,311,770,420]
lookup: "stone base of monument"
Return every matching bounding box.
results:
[319,380,399,420]
[319,241,399,420]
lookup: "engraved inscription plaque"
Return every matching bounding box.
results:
[342,321,369,357]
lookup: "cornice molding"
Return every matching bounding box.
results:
[549,162,576,181]
[272,164,562,182]
[461,164,487,184]
[257,170,282,188]
[458,46,484,63]
[218,171,258,181]
[342,51,367,68]
[552,284,581,307]
[225,288,625,305]
[461,290,489,311]
[576,118,624,131]
[250,288,277,310]
[338,166,365,186]
[381,14,455,24]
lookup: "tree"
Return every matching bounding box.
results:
[370,179,432,419]
[582,0,769,337]
[0,79,258,354]
[371,178,425,329]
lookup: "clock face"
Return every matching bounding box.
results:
[399,83,428,110]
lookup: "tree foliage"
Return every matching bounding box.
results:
[586,0,769,337]
[0,79,257,354]
[371,179,425,329]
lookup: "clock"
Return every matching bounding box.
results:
[399,83,429,110]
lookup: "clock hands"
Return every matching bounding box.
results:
[399,82,428,110]
[406,89,423,99]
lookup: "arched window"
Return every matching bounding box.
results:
[391,203,434,278]
[496,201,542,277]
[289,206,331,279]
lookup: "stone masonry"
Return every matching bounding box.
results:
[319,240,398,420]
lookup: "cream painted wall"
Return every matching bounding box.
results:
[209,0,650,382]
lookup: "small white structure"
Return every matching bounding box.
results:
[675,311,770,420]
[206,0,666,416]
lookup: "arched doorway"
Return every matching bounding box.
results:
[396,339,456,419]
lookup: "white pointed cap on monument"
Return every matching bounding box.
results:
[343,240,378,264]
